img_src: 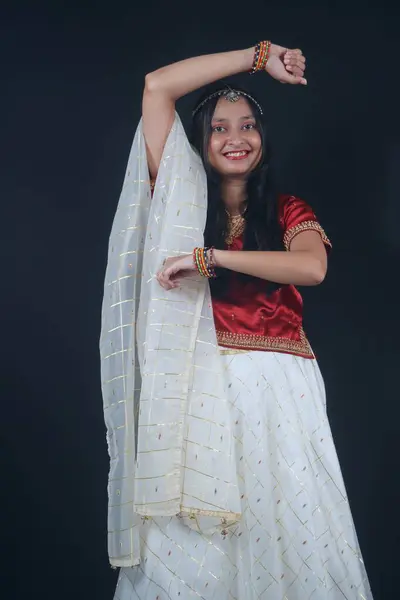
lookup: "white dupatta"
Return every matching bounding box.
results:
[100,114,241,568]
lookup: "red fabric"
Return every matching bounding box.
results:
[211,196,331,358]
[278,194,317,231]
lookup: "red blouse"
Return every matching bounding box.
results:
[212,195,332,359]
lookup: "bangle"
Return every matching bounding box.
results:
[208,247,216,273]
[193,247,217,279]
[193,247,204,276]
[249,41,271,74]
[193,247,206,277]
[204,247,217,279]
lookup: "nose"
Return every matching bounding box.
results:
[224,125,249,147]
[225,133,246,148]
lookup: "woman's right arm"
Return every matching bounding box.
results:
[142,44,306,179]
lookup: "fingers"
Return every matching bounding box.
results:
[156,268,177,290]
[284,54,305,72]
[286,48,304,57]
[284,53,306,65]
[157,263,186,290]
[284,58,305,71]
[279,71,307,85]
[287,75,307,86]
[286,65,305,78]
[283,50,307,85]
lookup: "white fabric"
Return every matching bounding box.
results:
[101,113,372,598]
[100,114,240,568]
[114,351,373,600]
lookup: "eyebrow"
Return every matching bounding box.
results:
[212,115,255,123]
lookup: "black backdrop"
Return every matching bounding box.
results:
[2,1,399,598]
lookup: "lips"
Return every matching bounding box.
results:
[223,150,250,160]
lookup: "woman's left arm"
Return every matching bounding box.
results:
[157,230,328,290]
[214,230,328,286]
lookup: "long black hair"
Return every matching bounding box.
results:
[190,83,284,295]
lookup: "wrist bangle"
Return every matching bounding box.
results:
[193,247,217,279]
[249,41,271,74]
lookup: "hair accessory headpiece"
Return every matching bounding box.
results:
[192,86,263,117]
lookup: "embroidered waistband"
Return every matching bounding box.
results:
[216,328,315,359]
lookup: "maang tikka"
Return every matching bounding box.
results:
[192,86,263,117]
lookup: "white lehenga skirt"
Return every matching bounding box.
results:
[113,351,372,600]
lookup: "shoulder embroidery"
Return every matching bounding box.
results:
[283,220,331,251]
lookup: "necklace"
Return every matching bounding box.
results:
[225,209,246,246]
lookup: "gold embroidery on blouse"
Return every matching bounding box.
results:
[283,220,331,251]
[225,213,246,246]
[216,327,315,359]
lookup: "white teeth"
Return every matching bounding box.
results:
[225,151,248,157]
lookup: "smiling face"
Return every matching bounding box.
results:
[208,96,262,178]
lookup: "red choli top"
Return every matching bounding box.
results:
[212,195,332,359]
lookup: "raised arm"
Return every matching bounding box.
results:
[142,43,306,179]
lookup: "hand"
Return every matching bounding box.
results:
[268,44,307,85]
[156,254,196,290]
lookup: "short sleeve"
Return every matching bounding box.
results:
[278,195,332,252]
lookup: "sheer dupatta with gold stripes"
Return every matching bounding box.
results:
[100,114,241,568]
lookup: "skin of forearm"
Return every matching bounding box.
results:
[213,250,327,286]
[144,48,254,100]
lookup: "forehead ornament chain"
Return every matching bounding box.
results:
[192,86,263,117]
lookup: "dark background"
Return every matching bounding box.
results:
[2,1,399,598]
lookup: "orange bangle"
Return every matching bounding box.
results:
[199,249,208,276]
[250,40,271,74]
[193,247,216,278]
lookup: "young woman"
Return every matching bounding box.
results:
[100,41,373,599]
